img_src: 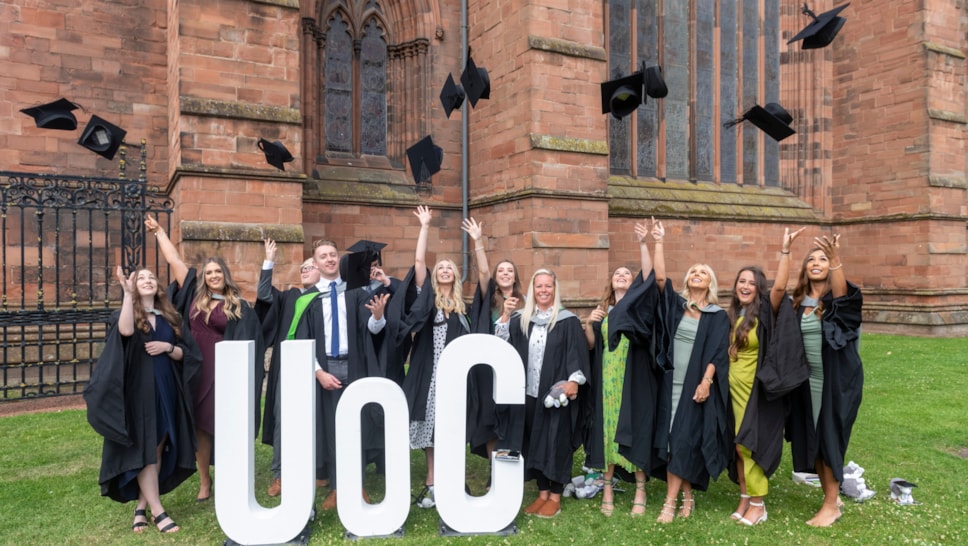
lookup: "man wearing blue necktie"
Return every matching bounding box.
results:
[293,239,391,512]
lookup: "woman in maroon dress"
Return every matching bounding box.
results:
[145,214,264,502]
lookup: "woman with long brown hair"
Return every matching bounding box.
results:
[86,266,201,534]
[145,214,264,503]
[783,233,864,527]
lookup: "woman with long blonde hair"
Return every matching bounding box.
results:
[145,214,264,503]
[390,206,470,509]
[651,220,731,524]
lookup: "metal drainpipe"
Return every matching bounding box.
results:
[460,0,469,283]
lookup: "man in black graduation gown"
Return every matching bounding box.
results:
[292,239,387,511]
[255,240,321,498]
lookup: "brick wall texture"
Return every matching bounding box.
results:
[1,0,966,335]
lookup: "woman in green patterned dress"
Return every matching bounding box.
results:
[585,220,661,517]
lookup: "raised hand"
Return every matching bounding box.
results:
[116,265,135,294]
[814,233,842,263]
[633,222,649,243]
[651,217,665,241]
[264,238,277,262]
[365,293,391,321]
[414,205,432,227]
[588,305,606,323]
[144,213,162,234]
[782,226,807,253]
[461,217,483,241]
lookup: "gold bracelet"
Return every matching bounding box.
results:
[704,376,714,385]
[829,263,843,271]
[781,250,790,255]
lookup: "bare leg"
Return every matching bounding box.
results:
[806,460,842,527]
[630,469,647,516]
[679,479,695,518]
[732,446,751,520]
[196,428,213,500]
[138,442,179,533]
[425,447,435,486]
[601,465,615,516]
[657,472,682,523]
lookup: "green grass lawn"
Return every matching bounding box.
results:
[1,333,965,545]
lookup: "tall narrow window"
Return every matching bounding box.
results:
[360,19,388,156]
[324,13,353,154]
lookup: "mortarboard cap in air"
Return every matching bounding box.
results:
[788,3,850,50]
[406,135,443,183]
[20,98,80,131]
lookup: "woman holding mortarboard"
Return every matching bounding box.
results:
[495,268,590,519]
[390,205,471,509]
[651,221,731,523]
[86,265,202,534]
[583,220,661,518]
[145,214,264,503]
[783,233,864,527]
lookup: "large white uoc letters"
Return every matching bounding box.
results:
[215,340,317,545]
[434,334,525,533]
[213,334,525,542]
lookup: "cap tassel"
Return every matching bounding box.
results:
[722,117,746,129]
[800,3,819,21]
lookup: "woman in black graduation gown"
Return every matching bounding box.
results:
[391,205,471,509]
[652,220,730,523]
[784,233,864,527]
[86,266,201,534]
[583,220,660,517]
[726,227,807,526]
[495,269,590,519]
[146,214,264,502]
[463,217,524,461]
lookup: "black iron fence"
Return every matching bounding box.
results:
[1,152,173,400]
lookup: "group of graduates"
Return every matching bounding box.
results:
[83,208,864,535]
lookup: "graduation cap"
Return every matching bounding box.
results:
[460,55,490,108]
[723,102,796,142]
[78,115,127,159]
[406,135,443,183]
[258,138,294,171]
[439,73,466,119]
[889,478,918,506]
[600,63,668,119]
[347,239,387,266]
[788,3,850,50]
[20,98,80,131]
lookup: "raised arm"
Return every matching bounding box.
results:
[771,227,805,312]
[816,234,847,298]
[652,219,666,292]
[257,238,277,303]
[145,213,189,287]
[634,219,653,274]
[462,217,490,289]
[115,265,136,337]
[413,205,432,288]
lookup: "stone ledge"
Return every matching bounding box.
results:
[927,108,967,124]
[924,42,966,59]
[180,96,302,125]
[470,187,609,208]
[863,300,968,337]
[303,166,422,207]
[527,36,607,61]
[181,221,304,243]
[530,133,609,155]
[252,0,298,8]
[168,166,305,193]
[608,177,818,222]
[531,232,609,249]
[928,175,967,189]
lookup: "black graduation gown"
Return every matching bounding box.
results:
[85,311,203,503]
[653,282,731,491]
[254,268,318,446]
[506,312,590,485]
[293,285,383,479]
[389,266,470,423]
[728,295,789,482]
[585,270,662,474]
[786,282,864,483]
[466,278,501,457]
[167,267,266,437]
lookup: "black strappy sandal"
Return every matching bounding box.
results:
[153,511,179,534]
[132,508,148,533]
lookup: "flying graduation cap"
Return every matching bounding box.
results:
[723,102,796,142]
[406,135,443,184]
[439,73,466,118]
[340,239,388,290]
[78,115,128,160]
[788,3,850,50]
[20,98,80,131]
[258,138,294,171]
[600,63,668,119]
[459,55,491,108]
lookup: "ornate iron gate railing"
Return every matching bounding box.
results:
[0,151,173,400]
